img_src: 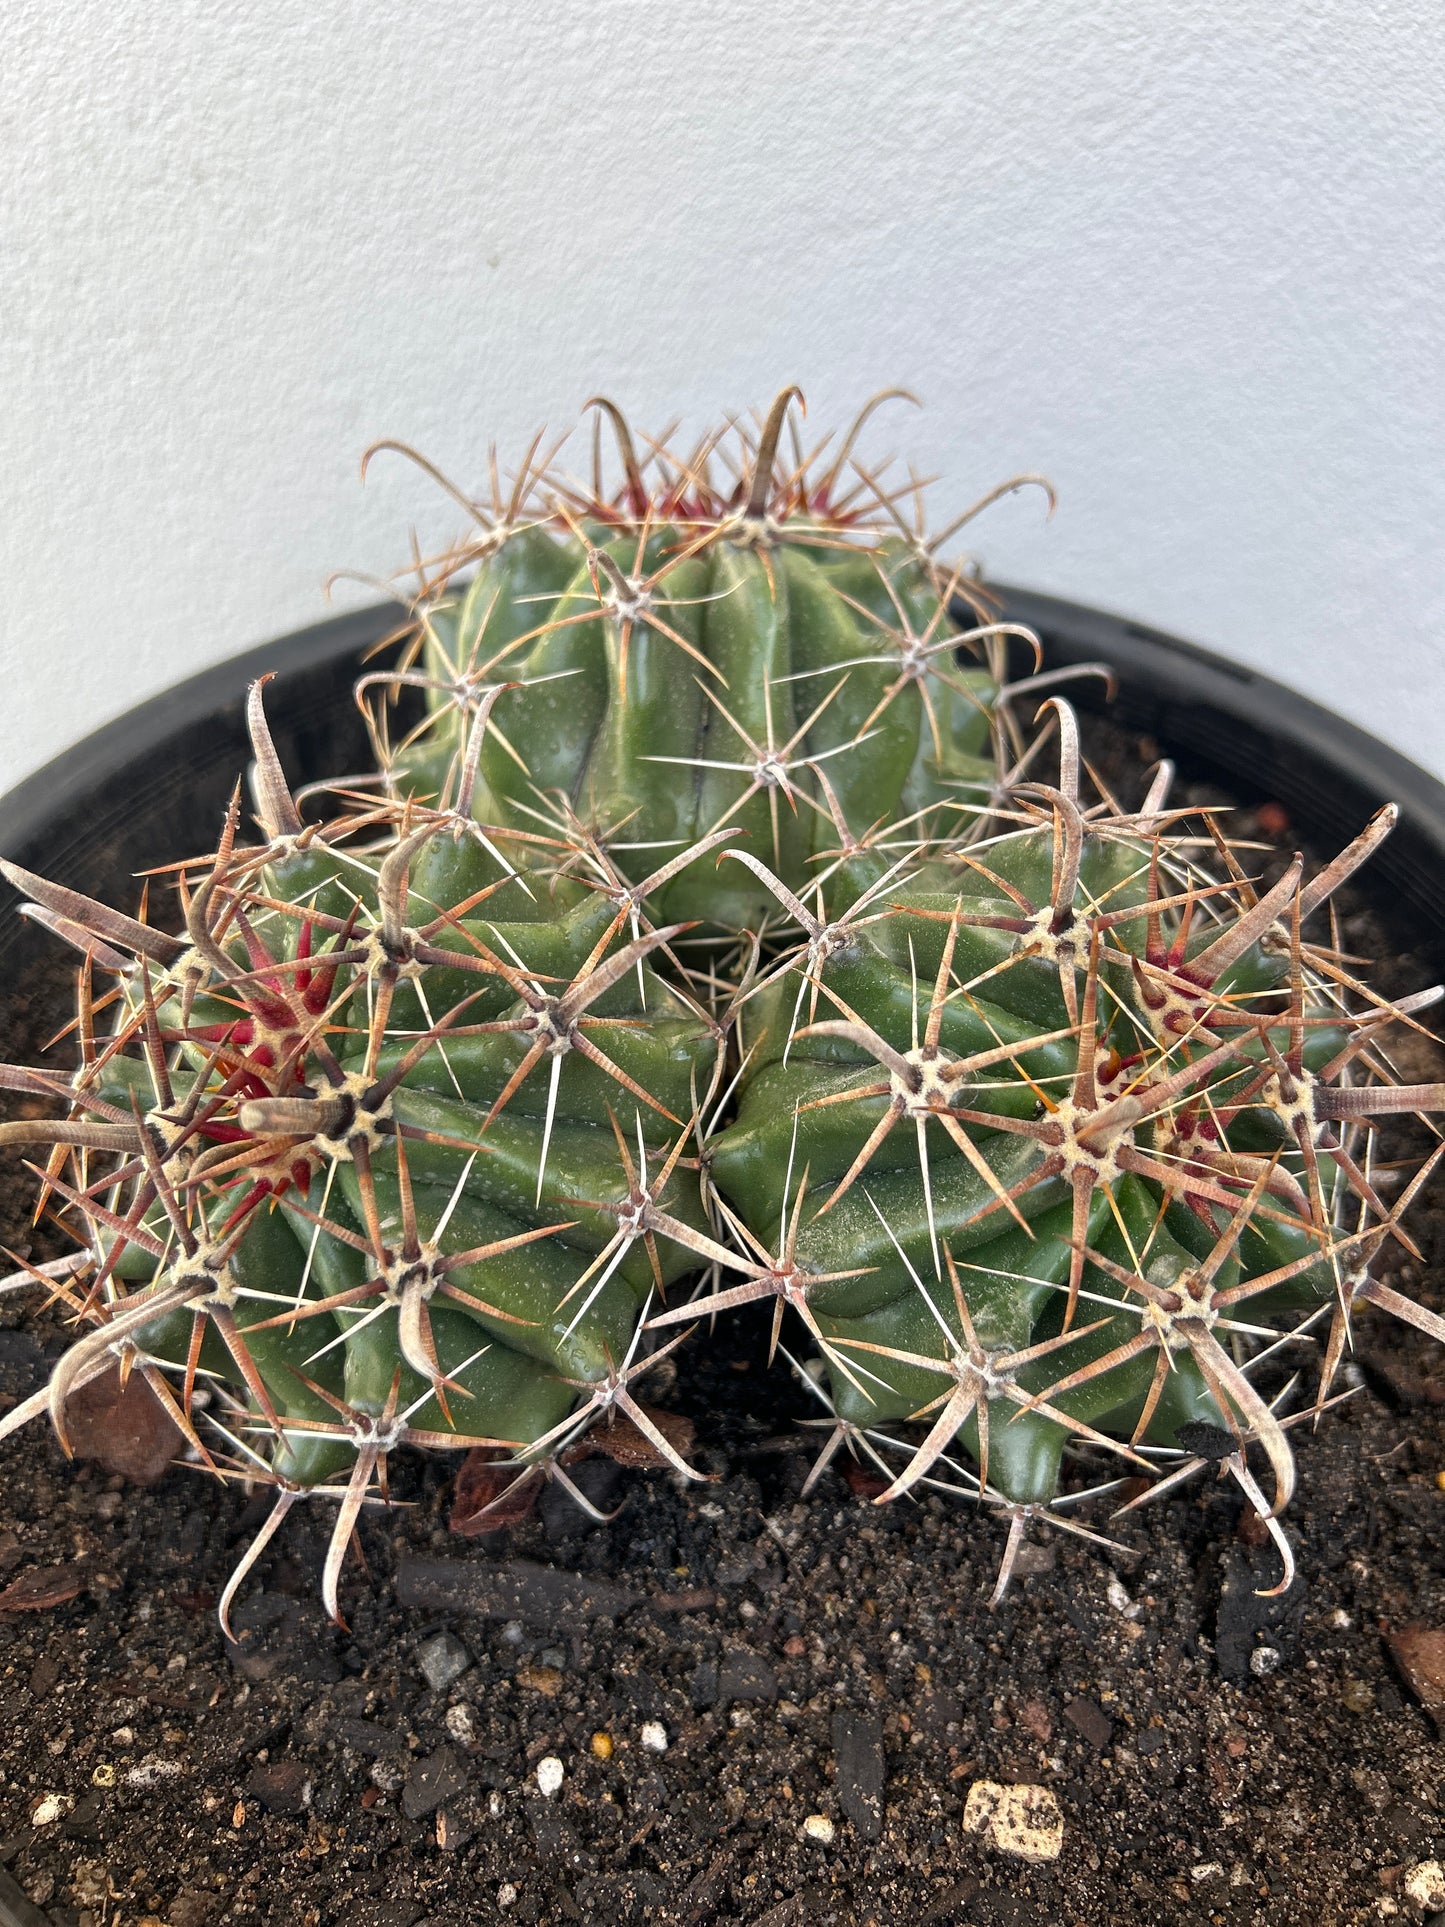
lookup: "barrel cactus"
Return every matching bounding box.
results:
[1,389,1442,1622]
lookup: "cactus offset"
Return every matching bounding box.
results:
[699,707,1445,1592]
[0,689,732,1627]
[2,390,1443,1623]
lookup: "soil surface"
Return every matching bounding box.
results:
[0,726,1442,1927]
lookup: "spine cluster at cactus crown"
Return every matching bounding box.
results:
[1,389,1442,1624]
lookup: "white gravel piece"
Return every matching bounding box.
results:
[445,1703,477,1745]
[1106,1574,1141,1619]
[1403,1862,1445,1914]
[961,1780,1064,1863]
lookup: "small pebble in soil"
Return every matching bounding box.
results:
[1064,1696,1113,1749]
[962,1781,1065,1863]
[1017,1698,1053,1745]
[1106,1573,1141,1619]
[498,1883,518,1910]
[1341,1677,1376,1715]
[535,1756,564,1798]
[1352,1766,1392,1810]
[802,1814,835,1845]
[71,1863,108,1907]
[1250,1645,1282,1677]
[246,1759,312,1814]
[168,1893,221,1927]
[640,1720,668,1754]
[591,1730,613,1760]
[516,1661,563,1696]
[444,1702,477,1745]
[416,1628,471,1692]
[31,1792,66,1825]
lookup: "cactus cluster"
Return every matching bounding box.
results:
[2,391,1443,1625]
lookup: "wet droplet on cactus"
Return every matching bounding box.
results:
[2,391,1441,1621]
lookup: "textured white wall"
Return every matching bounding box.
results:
[4,0,1444,787]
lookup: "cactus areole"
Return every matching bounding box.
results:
[2,390,1442,1625]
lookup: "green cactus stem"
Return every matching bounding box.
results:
[2,392,1442,1620]
[696,704,1445,1593]
[356,389,1073,933]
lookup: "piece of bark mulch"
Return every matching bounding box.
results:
[448,1408,692,1540]
[649,1586,717,1614]
[717,1647,777,1704]
[246,1758,313,1815]
[449,1449,543,1535]
[1214,1540,1304,1684]
[583,1404,695,1468]
[689,1658,719,1709]
[0,1561,87,1613]
[64,1362,182,1483]
[1064,1696,1114,1749]
[401,1744,468,1821]
[1386,1626,1445,1724]
[395,1555,640,1627]
[843,1457,889,1500]
[832,1707,885,1839]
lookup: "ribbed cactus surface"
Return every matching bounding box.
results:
[2,390,1442,1620]
[701,716,1445,1591]
[364,389,1037,932]
[0,693,736,1621]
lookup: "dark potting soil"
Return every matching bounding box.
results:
[0,722,1441,1927]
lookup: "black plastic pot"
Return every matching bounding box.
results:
[1000,587,1445,965]
[2,589,1442,973]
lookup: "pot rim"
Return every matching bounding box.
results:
[997,586,1445,957]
